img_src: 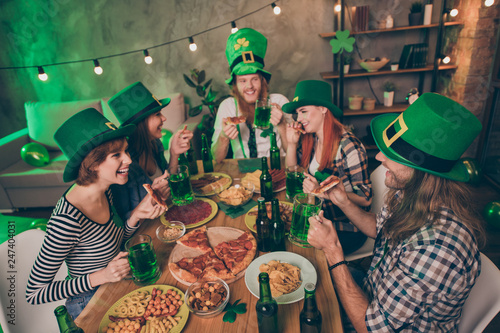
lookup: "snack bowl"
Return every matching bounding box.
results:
[186,277,230,318]
[215,180,255,207]
[156,221,186,243]
[358,57,390,72]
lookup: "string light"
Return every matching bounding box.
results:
[143,50,153,64]
[450,8,459,17]
[188,37,197,51]
[442,55,451,64]
[37,66,48,81]
[93,59,103,75]
[231,21,238,34]
[272,3,281,15]
[334,4,342,12]
[485,0,494,6]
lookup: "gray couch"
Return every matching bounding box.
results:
[0,93,202,211]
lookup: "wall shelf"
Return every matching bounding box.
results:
[321,64,458,80]
[344,103,407,117]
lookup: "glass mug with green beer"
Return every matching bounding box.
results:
[254,97,272,129]
[289,193,323,248]
[169,164,194,206]
[286,165,305,201]
[125,234,161,286]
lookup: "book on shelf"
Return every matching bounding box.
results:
[398,43,428,69]
[352,5,369,32]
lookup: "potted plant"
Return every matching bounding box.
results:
[383,81,396,107]
[409,1,423,26]
[337,54,353,74]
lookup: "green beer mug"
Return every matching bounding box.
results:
[288,193,323,248]
[254,97,272,129]
[125,234,161,286]
[169,164,194,206]
[286,165,305,201]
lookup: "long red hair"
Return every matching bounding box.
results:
[299,111,344,171]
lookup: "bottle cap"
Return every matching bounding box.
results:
[304,282,316,292]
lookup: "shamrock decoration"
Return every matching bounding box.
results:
[234,38,250,51]
[223,299,247,323]
[330,30,355,54]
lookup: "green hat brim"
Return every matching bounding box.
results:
[121,97,171,127]
[63,124,136,182]
[371,113,470,182]
[225,68,272,85]
[282,98,343,119]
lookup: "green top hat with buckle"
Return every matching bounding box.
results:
[108,81,171,127]
[282,80,343,118]
[225,28,272,85]
[54,108,136,182]
[371,92,482,182]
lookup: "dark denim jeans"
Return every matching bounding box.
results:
[65,287,98,320]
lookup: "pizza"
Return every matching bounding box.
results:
[170,227,257,283]
[311,176,341,194]
[225,116,246,126]
[213,231,257,275]
[176,226,212,253]
[143,184,168,210]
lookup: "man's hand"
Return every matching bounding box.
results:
[307,211,343,255]
[222,118,240,140]
[270,103,284,126]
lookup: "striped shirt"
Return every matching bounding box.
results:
[26,189,138,304]
[357,192,481,332]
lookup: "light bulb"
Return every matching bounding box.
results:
[231,21,238,34]
[272,3,281,15]
[143,50,153,64]
[334,4,342,12]
[485,0,494,7]
[93,59,103,75]
[189,37,197,52]
[450,8,458,17]
[37,67,48,81]
[442,56,451,64]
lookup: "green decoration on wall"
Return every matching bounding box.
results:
[330,30,355,54]
[20,143,50,167]
[483,201,500,230]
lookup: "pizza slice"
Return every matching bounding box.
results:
[311,176,341,194]
[168,253,207,283]
[225,116,246,126]
[143,184,168,210]
[176,226,212,253]
[213,231,257,275]
[201,250,236,280]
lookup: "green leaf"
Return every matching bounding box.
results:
[183,74,196,88]
[203,78,213,90]
[206,87,216,102]
[223,310,236,323]
[188,105,203,117]
[232,303,247,314]
[196,85,205,97]
[198,70,206,84]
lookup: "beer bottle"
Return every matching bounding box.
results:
[186,141,198,175]
[260,157,273,201]
[299,283,322,333]
[269,132,281,170]
[270,198,286,251]
[178,153,189,169]
[256,272,279,333]
[201,133,214,173]
[54,305,84,333]
[256,197,272,252]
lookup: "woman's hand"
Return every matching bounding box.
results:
[221,118,239,140]
[270,103,284,126]
[152,171,170,201]
[302,172,320,193]
[170,128,194,156]
[286,122,302,144]
[90,252,130,286]
[129,194,167,227]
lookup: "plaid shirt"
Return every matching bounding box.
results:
[299,130,372,232]
[352,192,481,332]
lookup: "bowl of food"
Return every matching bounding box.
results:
[215,180,255,207]
[186,277,230,318]
[156,221,186,243]
[358,57,390,72]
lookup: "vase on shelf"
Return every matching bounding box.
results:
[344,64,350,74]
[408,12,422,26]
[348,95,364,110]
[384,91,394,107]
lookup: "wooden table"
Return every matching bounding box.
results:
[76,159,344,332]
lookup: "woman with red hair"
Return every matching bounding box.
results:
[283,80,372,254]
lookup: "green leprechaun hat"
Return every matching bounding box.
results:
[371,92,482,182]
[225,28,272,85]
[108,82,170,127]
[282,80,343,118]
[54,108,136,182]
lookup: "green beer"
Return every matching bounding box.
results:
[125,235,161,286]
[254,106,271,129]
[289,194,322,248]
[286,167,305,201]
[169,165,194,206]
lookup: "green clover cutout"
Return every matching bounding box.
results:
[330,30,355,54]
[223,299,247,323]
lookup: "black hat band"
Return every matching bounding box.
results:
[121,99,162,126]
[229,52,265,72]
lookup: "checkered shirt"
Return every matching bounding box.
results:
[299,130,372,232]
[354,192,481,332]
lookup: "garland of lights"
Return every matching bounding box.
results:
[0,1,282,81]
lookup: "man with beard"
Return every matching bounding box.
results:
[307,93,486,332]
[211,28,291,163]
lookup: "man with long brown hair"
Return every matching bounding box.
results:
[307,93,486,332]
[212,28,290,162]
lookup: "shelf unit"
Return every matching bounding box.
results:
[321,64,458,80]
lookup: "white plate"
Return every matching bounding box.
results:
[244,252,317,304]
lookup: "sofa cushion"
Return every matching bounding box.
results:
[25,99,102,151]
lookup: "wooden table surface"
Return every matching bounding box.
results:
[75,159,344,332]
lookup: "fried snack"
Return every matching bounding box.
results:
[112,290,151,318]
[242,170,262,191]
[104,318,142,333]
[218,185,252,206]
[259,260,301,298]
[142,315,181,333]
